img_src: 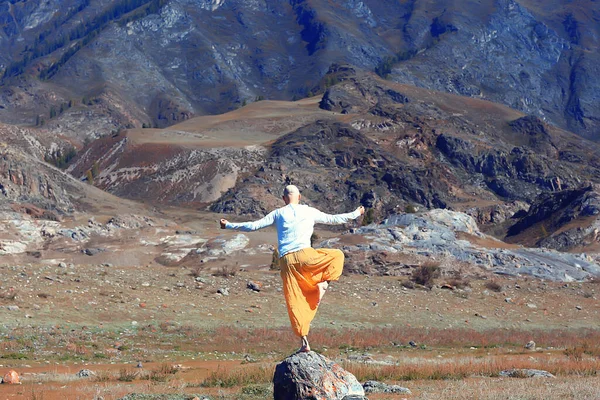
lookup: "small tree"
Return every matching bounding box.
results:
[91,162,100,178]
[362,208,375,225]
[85,170,94,184]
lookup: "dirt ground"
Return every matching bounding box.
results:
[1,208,599,399]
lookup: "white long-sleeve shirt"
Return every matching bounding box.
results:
[225,204,362,256]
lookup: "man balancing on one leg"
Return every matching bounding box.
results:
[220,185,364,353]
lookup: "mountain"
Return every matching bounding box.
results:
[0,0,599,143]
[66,66,600,229]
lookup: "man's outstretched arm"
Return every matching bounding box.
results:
[220,210,276,231]
[313,206,365,225]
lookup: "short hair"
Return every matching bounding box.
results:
[283,185,300,196]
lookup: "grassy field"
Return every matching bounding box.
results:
[1,264,599,399]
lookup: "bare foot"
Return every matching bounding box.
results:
[317,281,329,305]
[298,336,311,353]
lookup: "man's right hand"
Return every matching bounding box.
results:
[357,206,365,215]
[220,219,228,229]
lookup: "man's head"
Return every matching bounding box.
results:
[282,185,301,205]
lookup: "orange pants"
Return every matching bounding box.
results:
[279,248,344,337]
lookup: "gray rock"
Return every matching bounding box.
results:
[76,369,95,378]
[6,305,19,311]
[339,209,600,281]
[525,341,536,350]
[247,281,262,292]
[273,351,365,400]
[217,288,229,296]
[363,380,412,394]
[499,369,555,378]
[83,248,105,256]
[58,262,67,268]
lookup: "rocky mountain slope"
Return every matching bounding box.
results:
[213,66,600,217]
[505,184,600,252]
[0,0,598,141]
[64,65,600,246]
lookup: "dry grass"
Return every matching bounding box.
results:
[3,324,600,364]
[213,264,238,278]
[412,376,600,400]
[344,355,600,382]
[93,370,113,382]
[201,365,273,387]
[118,368,139,382]
[190,353,599,390]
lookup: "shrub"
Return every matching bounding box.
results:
[401,280,415,289]
[405,204,418,213]
[118,368,138,382]
[93,370,112,382]
[411,262,441,287]
[270,249,280,270]
[448,278,470,289]
[213,264,237,278]
[362,208,375,225]
[485,280,503,292]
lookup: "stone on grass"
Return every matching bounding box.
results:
[499,369,555,378]
[363,380,411,394]
[76,369,95,378]
[247,281,262,292]
[273,351,365,400]
[525,340,536,350]
[2,370,20,384]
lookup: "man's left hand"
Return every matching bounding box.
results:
[357,206,365,215]
[220,219,228,229]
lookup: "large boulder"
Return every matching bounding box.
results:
[273,351,365,400]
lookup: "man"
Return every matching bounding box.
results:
[220,185,364,352]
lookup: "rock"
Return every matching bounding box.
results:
[83,247,105,256]
[6,305,19,311]
[499,369,555,378]
[576,305,583,310]
[363,380,412,394]
[273,351,365,400]
[137,361,143,368]
[506,185,600,251]
[76,369,95,378]
[408,341,417,348]
[2,370,20,384]
[222,234,250,254]
[247,281,262,292]
[58,262,67,268]
[217,288,229,296]
[525,341,536,350]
